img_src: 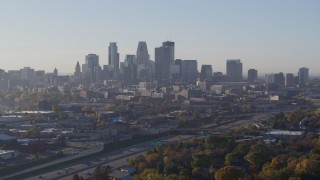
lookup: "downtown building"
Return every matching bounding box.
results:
[298,67,309,87]
[226,59,242,82]
[136,41,154,81]
[155,43,171,84]
[108,42,120,80]
[200,65,213,82]
[181,60,198,84]
[247,69,258,83]
[82,54,101,84]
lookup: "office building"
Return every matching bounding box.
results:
[123,55,137,84]
[274,72,285,86]
[20,67,35,86]
[82,54,101,84]
[162,41,175,64]
[181,60,198,84]
[108,42,120,79]
[285,73,295,87]
[226,59,242,82]
[200,65,213,82]
[247,69,257,82]
[74,61,81,76]
[298,67,309,86]
[155,45,171,83]
[136,41,150,64]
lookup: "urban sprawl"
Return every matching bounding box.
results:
[0,41,320,180]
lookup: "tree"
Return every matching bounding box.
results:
[287,109,305,125]
[52,104,60,112]
[225,152,241,165]
[134,169,163,180]
[72,173,80,180]
[214,166,244,180]
[163,162,180,175]
[103,165,112,179]
[295,158,320,179]
[245,143,272,169]
[93,166,103,180]
[315,108,320,116]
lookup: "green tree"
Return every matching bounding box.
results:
[214,166,243,180]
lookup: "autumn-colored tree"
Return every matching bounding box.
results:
[225,152,242,165]
[287,109,305,124]
[214,166,243,180]
[72,173,80,180]
[93,166,103,180]
[245,143,272,169]
[134,169,162,180]
[315,108,320,116]
[295,158,320,179]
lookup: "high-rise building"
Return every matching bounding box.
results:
[74,61,81,76]
[20,67,35,86]
[155,45,171,83]
[123,55,137,84]
[136,41,150,64]
[226,59,242,82]
[82,54,100,84]
[181,60,198,84]
[85,54,99,68]
[53,68,58,76]
[265,74,275,84]
[274,72,285,86]
[285,73,295,87]
[108,42,120,79]
[200,65,213,82]
[298,67,309,86]
[162,41,175,64]
[247,69,257,82]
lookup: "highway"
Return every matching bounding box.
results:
[25,135,194,180]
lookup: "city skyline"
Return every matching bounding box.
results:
[0,0,319,74]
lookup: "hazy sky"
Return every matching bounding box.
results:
[0,0,319,75]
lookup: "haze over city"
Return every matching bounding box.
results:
[1,0,319,75]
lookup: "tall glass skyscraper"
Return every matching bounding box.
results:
[162,41,175,64]
[108,42,119,72]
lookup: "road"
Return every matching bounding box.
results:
[25,135,194,180]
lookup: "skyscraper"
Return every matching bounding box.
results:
[74,61,81,76]
[123,55,137,84]
[285,73,295,87]
[274,72,285,86]
[155,45,171,83]
[200,65,213,82]
[247,69,257,82]
[82,54,100,84]
[162,41,175,64]
[298,67,309,86]
[108,42,120,79]
[136,41,150,64]
[181,60,198,84]
[226,59,242,82]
